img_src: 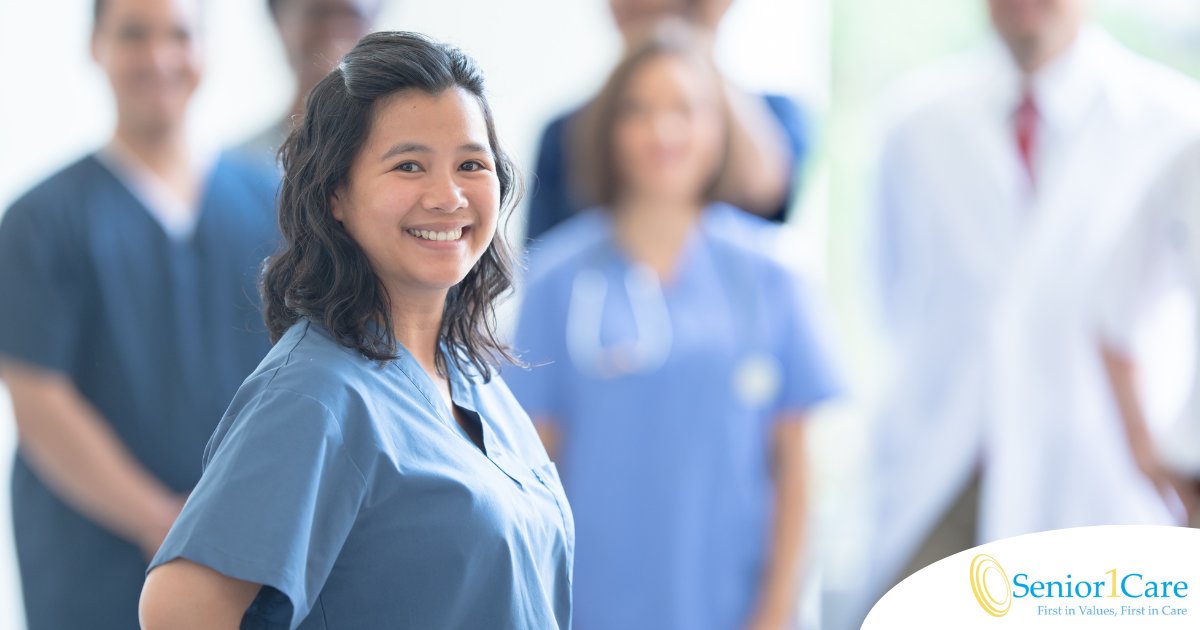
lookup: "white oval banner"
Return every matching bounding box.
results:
[863,525,1198,629]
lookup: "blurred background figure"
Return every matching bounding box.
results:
[236,0,383,165]
[524,0,809,241]
[857,0,1200,621]
[507,21,840,630]
[0,0,279,627]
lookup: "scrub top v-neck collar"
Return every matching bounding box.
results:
[389,342,527,487]
[94,140,219,243]
[595,208,708,294]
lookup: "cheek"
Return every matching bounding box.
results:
[182,54,204,83]
[614,121,649,164]
[692,118,725,168]
[476,180,502,233]
[109,51,145,82]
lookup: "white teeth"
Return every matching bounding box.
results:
[407,228,463,241]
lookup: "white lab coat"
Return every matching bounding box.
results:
[861,26,1200,615]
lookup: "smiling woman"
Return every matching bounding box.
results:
[137,32,573,630]
[263,32,521,378]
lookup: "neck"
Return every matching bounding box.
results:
[1008,27,1079,76]
[389,288,448,375]
[112,119,190,176]
[613,197,701,280]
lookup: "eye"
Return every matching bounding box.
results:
[394,161,421,173]
[616,101,648,120]
[459,160,488,172]
[118,24,149,42]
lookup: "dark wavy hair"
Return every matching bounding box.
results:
[263,31,521,380]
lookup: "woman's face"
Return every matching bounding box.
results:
[91,0,203,133]
[332,87,500,299]
[612,53,725,205]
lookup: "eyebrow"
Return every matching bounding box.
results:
[380,142,491,161]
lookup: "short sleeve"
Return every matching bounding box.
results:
[150,388,368,630]
[763,94,809,171]
[505,273,570,424]
[1095,214,1157,352]
[0,198,86,374]
[762,94,812,222]
[526,115,576,242]
[775,272,842,415]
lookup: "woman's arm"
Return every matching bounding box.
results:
[140,559,262,630]
[1,360,185,558]
[745,413,808,630]
[712,83,793,218]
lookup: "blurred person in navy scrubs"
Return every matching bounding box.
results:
[237,0,384,165]
[0,0,278,627]
[525,0,809,241]
[508,20,840,630]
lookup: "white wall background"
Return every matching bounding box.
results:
[0,1,827,627]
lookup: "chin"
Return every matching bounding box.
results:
[419,271,474,292]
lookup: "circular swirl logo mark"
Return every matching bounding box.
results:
[971,554,1013,617]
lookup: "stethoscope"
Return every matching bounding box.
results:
[564,213,784,408]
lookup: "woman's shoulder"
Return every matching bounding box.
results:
[702,204,791,265]
[245,320,385,407]
[700,204,824,302]
[207,321,394,464]
[3,155,108,224]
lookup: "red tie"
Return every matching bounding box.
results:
[1014,90,1039,188]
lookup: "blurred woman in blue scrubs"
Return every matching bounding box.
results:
[139,32,574,630]
[0,0,277,628]
[507,20,839,630]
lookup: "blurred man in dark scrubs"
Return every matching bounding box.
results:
[0,0,279,627]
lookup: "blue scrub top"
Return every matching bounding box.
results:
[0,153,278,630]
[525,94,810,241]
[151,321,575,630]
[506,204,839,630]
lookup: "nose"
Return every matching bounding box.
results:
[421,169,468,214]
[148,34,185,76]
[649,110,689,148]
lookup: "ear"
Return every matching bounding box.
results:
[330,189,346,222]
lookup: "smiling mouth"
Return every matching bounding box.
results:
[406,227,466,242]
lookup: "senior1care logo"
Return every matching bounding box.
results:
[864,526,1200,629]
[968,553,1190,620]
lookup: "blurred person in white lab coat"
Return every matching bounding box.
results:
[858,0,1200,620]
[236,0,383,164]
